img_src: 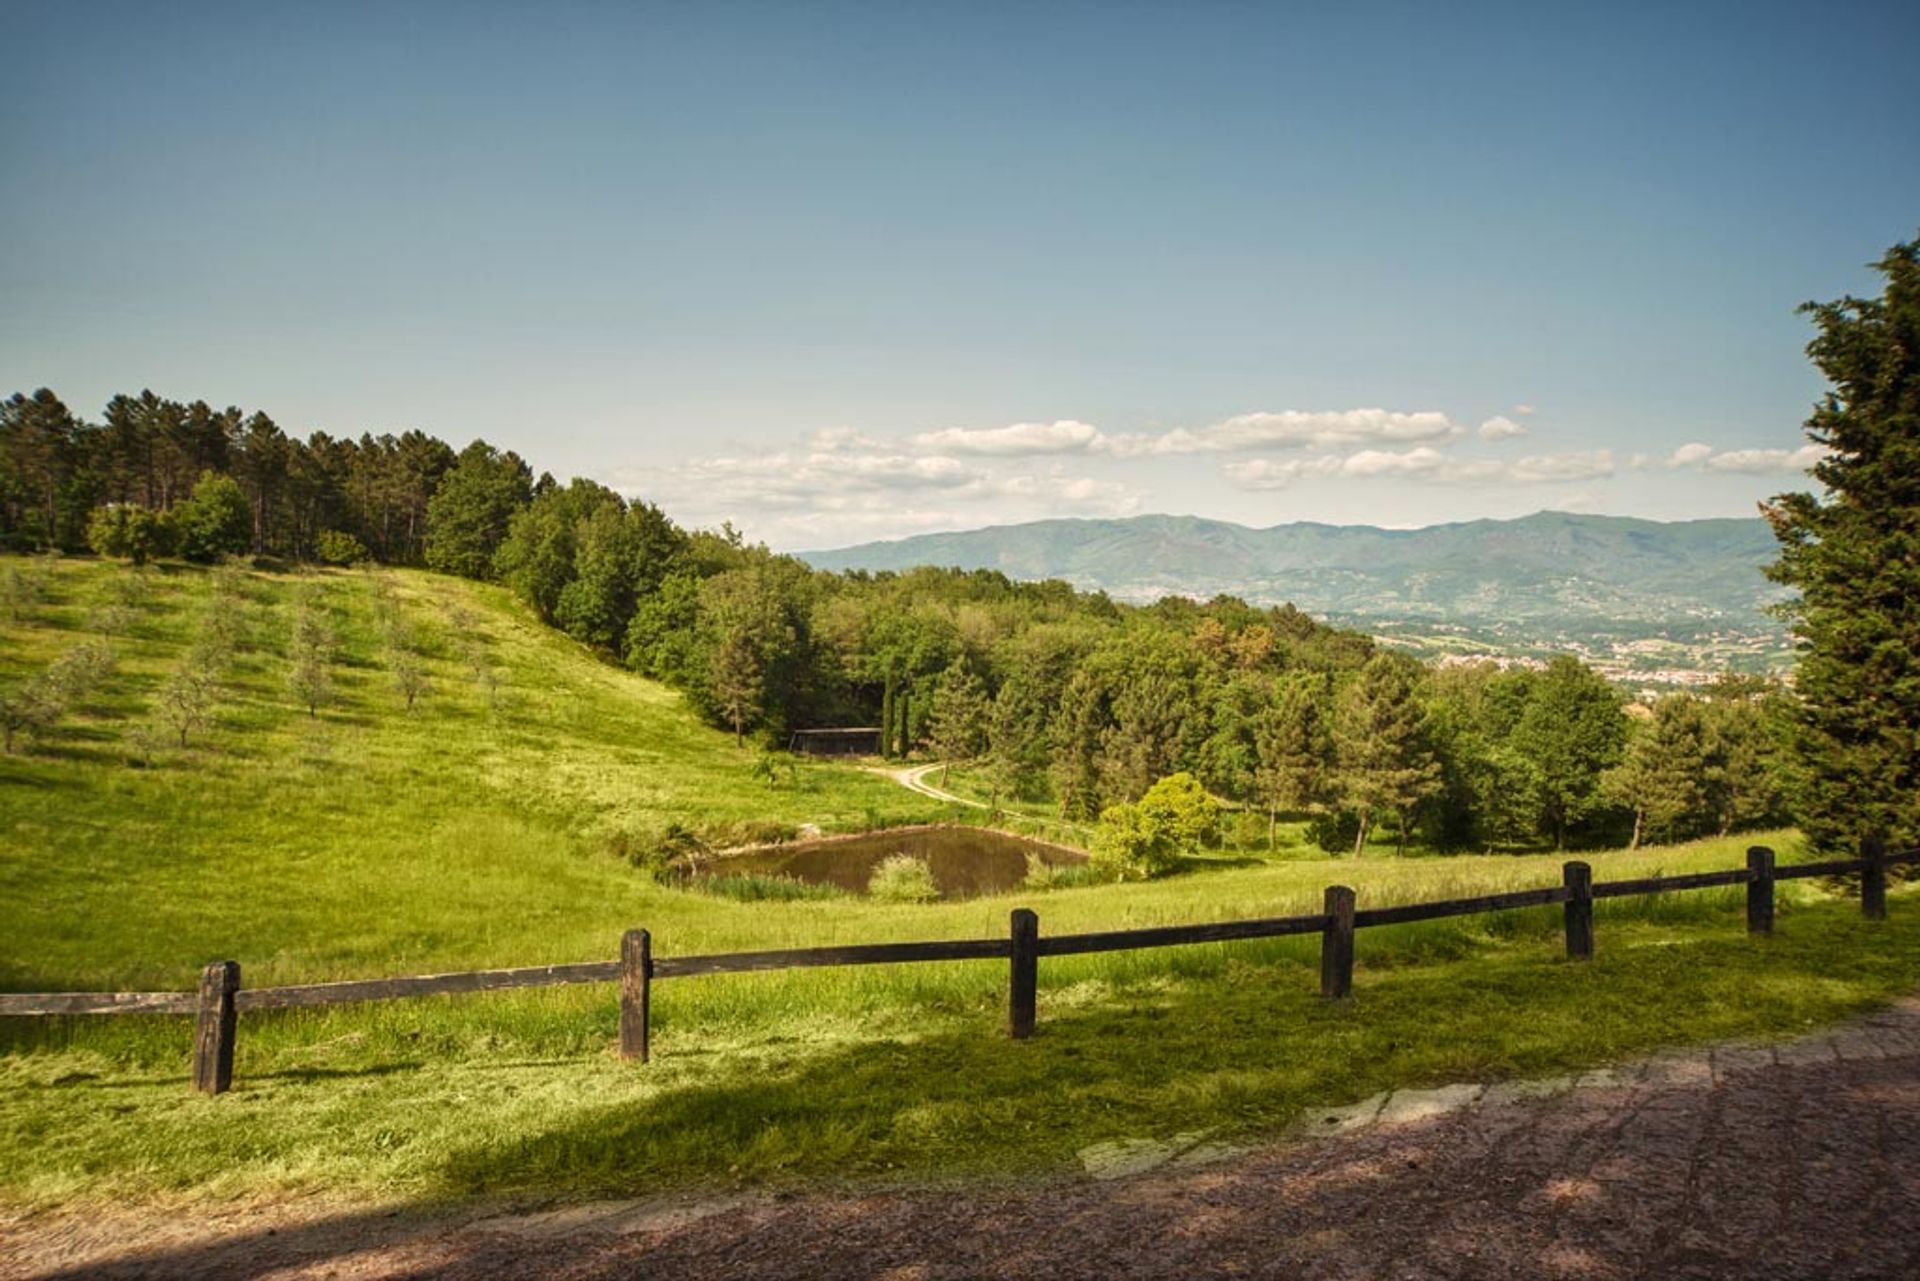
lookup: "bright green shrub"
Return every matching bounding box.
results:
[86,503,171,565]
[868,853,939,902]
[316,530,371,566]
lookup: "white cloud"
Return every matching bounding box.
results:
[910,420,1103,456]
[1220,456,1345,490]
[992,470,1142,513]
[1512,404,1537,416]
[1478,415,1528,441]
[626,448,983,518]
[621,437,1143,547]
[1508,450,1615,482]
[1702,444,1829,475]
[807,427,884,453]
[1661,441,1828,474]
[1224,447,1611,490]
[1099,408,1462,457]
[1341,446,1451,476]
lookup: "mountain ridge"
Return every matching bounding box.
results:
[798,511,1790,667]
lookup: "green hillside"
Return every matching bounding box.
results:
[3,553,1916,1212]
[0,555,940,991]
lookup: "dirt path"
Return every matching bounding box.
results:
[11,999,1920,1280]
[875,761,986,808]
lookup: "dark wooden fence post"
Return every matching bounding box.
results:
[1563,862,1593,960]
[1320,886,1355,999]
[1009,908,1038,1039]
[1862,836,1887,921]
[1746,846,1775,936]
[620,929,652,1062]
[192,960,239,1095]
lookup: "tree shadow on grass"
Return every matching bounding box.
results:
[422,913,1920,1203]
[18,911,1920,1280]
[27,1023,1920,1281]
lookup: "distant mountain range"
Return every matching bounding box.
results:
[801,512,1793,668]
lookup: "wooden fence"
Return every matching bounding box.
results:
[3,839,1912,1096]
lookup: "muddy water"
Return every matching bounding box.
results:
[699,825,1086,899]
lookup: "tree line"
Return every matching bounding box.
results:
[0,388,476,564]
[0,384,1802,854]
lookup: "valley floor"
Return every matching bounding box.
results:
[10,995,1919,1280]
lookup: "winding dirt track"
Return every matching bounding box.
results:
[875,762,986,808]
[10,998,1920,1280]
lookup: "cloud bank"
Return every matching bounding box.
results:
[1224,446,1614,491]
[1657,442,1829,474]
[611,404,1817,547]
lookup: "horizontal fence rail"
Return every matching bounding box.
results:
[0,991,200,1016]
[1037,912,1332,957]
[4,842,1914,1094]
[654,938,1011,978]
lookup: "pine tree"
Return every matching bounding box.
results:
[1605,696,1714,848]
[709,630,764,746]
[0,390,81,548]
[1051,669,1109,820]
[1254,677,1335,846]
[926,658,990,784]
[1334,654,1440,856]
[423,441,533,579]
[1700,687,1791,835]
[1765,235,1920,852]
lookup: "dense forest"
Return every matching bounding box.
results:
[1,386,1793,856]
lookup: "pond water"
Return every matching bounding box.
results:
[696,825,1086,900]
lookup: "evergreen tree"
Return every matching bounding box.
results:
[423,441,532,579]
[1253,677,1336,845]
[1701,685,1792,835]
[1334,653,1441,855]
[708,629,765,746]
[1051,668,1109,820]
[1765,234,1920,852]
[1197,672,1266,803]
[1604,696,1715,848]
[0,390,83,549]
[987,667,1054,806]
[925,658,990,782]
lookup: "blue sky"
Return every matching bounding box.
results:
[2,2,1915,547]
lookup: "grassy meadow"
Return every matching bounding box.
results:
[3,553,1918,1211]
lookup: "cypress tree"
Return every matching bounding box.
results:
[1766,235,1920,852]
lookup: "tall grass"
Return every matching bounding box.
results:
[689,873,848,903]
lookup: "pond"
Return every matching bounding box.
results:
[695,824,1087,900]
